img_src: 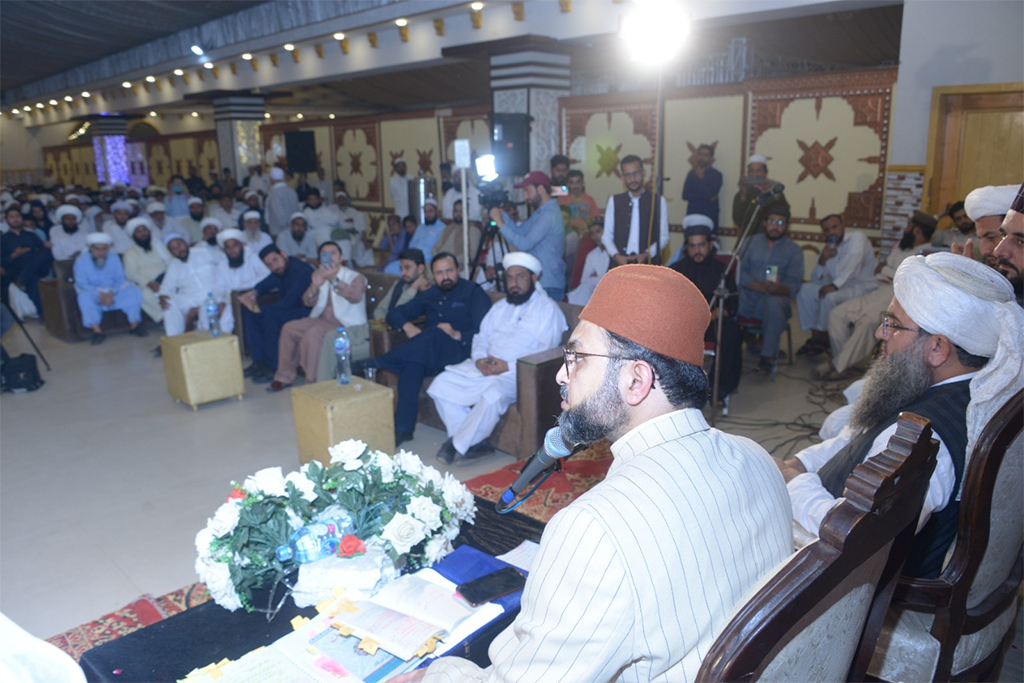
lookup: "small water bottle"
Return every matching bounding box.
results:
[275,515,356,564]
[205,293,221,337]
[334,327,351,385]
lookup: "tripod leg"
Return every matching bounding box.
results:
[1,301,50,371]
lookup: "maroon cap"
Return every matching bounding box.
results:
[513,171,552,189]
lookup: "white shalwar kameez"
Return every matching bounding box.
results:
[205,247,271,333]
[158,248,220,336]
[427,287,566,454]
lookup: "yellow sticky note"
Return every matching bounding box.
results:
[331,586,345,597]
[415,637,438,658]
[358,637,380,656]
[315,598,335,614]
[307,646,320,655]
[291,615,310,631]
[332,619,355,637]
[335,598,358,613]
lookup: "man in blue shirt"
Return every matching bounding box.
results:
[489,171,567,302]
[738,206,804,374]
[367,252,492,446]
[682,144,723,229]
[241,245,314,383]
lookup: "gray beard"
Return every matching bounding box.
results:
[848,336,933,433]
[557,366,629,446]
[93,257,106,269]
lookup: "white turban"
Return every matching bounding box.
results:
[242,210,261,222]
[289,211,307,223]
[394,157,406,165]
[270,167,285,181]
[217,228,245,247]
[244,190,259,200]
[147,201,166,214]
[964,184,1017,221]
[163,232,186,246]
[64,194,79,203]
[110,201,132,213]
[55,205,82,222]
[747,154,768,167]
[502,251,542,276]
[85,232,113,246]
[126,216,152,235]
[200,217,222,231]
[893,252,1024,494]
[187,196,204,206]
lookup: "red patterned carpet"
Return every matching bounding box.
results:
[46,583,210,662]
[466,439,613,523]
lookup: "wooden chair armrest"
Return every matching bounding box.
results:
[891,575,955,611]
[513,346,565,459]
[518,346,564,367]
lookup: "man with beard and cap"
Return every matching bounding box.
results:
[327,190,374,267]
[192,218,226,263]
[732,154,788,233]
[738,205,804,375]
[266,241,369,392]
[265,166,299,236]
[814,211,937,381]
[408,265,791,683]
[992,183,1024,305]
[177,196,207,244]
[275,212,319,261]
[364,253,491,447]
[682,143,723,229]
[122,218,171,326]
[795,213,878,357]
[1,205,52,317]
[303,188,338,235]
[159,233,220,336]
[955,184,1018,267]
[73,232,147,344]
[209,193,241,231]
[50,204,91,260]
[777,252,1023,579]
[240,210,273,252]
[428,252,566,463]
[389,157,411,221]
[931,200,976,254]
[386,199,445,275]
[601,157,668,273]
[491,171,568,302]
[207,228,271,334]
[669,215,741,404]
[238,244,314,383]
[100,200,135,254]
[146,202,180,243]
[372,248,431,320]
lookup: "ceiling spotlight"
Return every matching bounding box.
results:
[283,43,295,51]
[203,62,214,69]
[333,32,345,40]
[23,106,31,111]
[242,53,253,60]
[36,103,44,109]
[471,2,484,9]
[49,99,58,105]
[64,95,73,102]
[191,45,204,56]
[395,18,408,26]
[296,113,304,119]
[173,68,184,76]
[149,111,157,117]
[328,113,336,120]
[81,91,90,98]
[122,81,132,88]
[146,75,156,83]
[191,111,199,117]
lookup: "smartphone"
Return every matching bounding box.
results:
[457,567,527,607]
[320,251,333,267]
[550,185,569,197]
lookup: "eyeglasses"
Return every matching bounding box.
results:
[562,348,634,375]
[766,219,787,226]
[878,313,924,338]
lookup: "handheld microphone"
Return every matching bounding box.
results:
[756,183,785,205]
[500,427,573,505]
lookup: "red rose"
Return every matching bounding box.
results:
[337,534,366,558]
[226,488,246,502]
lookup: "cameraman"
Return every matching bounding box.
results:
[488,171,567,302]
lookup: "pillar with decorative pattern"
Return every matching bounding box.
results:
[211,94,265,182]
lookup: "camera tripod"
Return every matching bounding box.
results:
[469,219,512,292]
[1,299,51,371]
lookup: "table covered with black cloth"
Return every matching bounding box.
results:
[80,497,545,682]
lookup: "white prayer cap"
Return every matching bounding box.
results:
[964,184,1017,221]
[147,202,166,214]
[0,191,12,202]
[424,198,438,207]
[146,185,165,196]
[200,217,222,231]
[126,216,152,235]
[187,196,204,206]
[244,189,259,199]
[747,154,768,167]
[110,201,132,213]
[85,232,114,246]
[335,190,348,198]
[269,167,285,181]
[289,211,307,223]
[55,204,82,222]
[64,193,79,202]
[394,157,406,165]
[100,184,114,192]
[78,195,93,205]
[682,214,715,238]
[38,193,54,205]
[163,232,187,246]
[502,251,542,276]
[125,198,140,207]
[242,210,261,222]
[217,228,245,247]
[893,252,1024,483]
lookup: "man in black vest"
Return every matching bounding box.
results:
[601,155,669,267]
[775,252,1022,579]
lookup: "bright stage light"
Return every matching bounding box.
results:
[191,45,204,56]
[474,155,498,182]
[621,0,689,65]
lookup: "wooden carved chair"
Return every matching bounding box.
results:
[697,413,940,682]
[868,389,1024,682]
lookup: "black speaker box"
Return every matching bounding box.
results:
[488,113,532,177]
[285,131,317,173]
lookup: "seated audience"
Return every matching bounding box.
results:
[795,213,877,357]
[429,252,566,463]
[192,218,225,262]
[207,229,271,334]
[177,197,207,244]
[732,154,788,231]
[993,183,1023,304]
[956,184,1017,267]
[240,245,314,383]
[386,199,445,274]
[365,253,491,446]
[433,200,480,267]
[51,205,90,261]
[73,233,146,344]
[267,241,368,392]
[145,202,180,242]
[209,194,241,232]
[377,214,410,271]
[158,233,220,336]
[275,213,319,260]
[122,218,171,328]
[303,189,339,240]
[669,216,741,403]
[930,200,976,254]
[236,191,266,232]
[373,248,431,320]
[1,206,53,317]
[566,220,610,306]
[327,190,374,267]
[737,205,803,374]
[814,211,935,381]
[417,264,791,682]
[239,210,273,252]
[776,252,1023,578]
[100,201,135,254]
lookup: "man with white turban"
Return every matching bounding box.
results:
[428,252,566,462]
[275,212,319,260]
[73,233,146,344]
[122,218,171,324]
[207,228,271,334]
[956,184,1018,266]
[240,210,273,252]
[304,188,340,240]
[177,196,207,244]
[264,166,299,236]
[159,233,221,336]
[99,201,135,254]
[145,202,180,243]
[191,217,226,263]
[777,252,1023,579]
[50,205,91,260]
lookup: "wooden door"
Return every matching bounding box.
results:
[924,83,1024,213]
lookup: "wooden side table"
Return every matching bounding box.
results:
[291,380,395,465]
[161,332,245,410]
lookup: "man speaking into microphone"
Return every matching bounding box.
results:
[405,265,792,682]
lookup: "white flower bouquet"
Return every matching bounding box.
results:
[195,440,476,613]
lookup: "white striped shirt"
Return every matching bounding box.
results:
[424,409,792,682]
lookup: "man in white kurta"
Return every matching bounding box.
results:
[50,205,91,261]
[159,234,220,336]
[240,211,273,252]
[208,196,241,235]
[207,229,271,334]
[264,167,299,236]
[417,264,792,683]
[303,189,339,237]
[428,253,566,461]
[99,201,135,255]
[275,213,319,260]
[122,218,171,324]
[328,191,374,267]
[389,158,411,221]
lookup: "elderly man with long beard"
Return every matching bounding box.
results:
[159,233,219,337]
[777,252,1023,579]
[73,233,147,344]
[122,217,171,326]
[50,204,90,261]
[206,228,271,334]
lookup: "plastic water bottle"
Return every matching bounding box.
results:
[275,516,356,564]
[205,293,221,337]
[334,327,351,385]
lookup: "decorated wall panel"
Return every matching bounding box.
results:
[440,113,491,169]
[333,121,381,205]
[146,139,172,189]
[70,145,96,187]
[168,137,197,179]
